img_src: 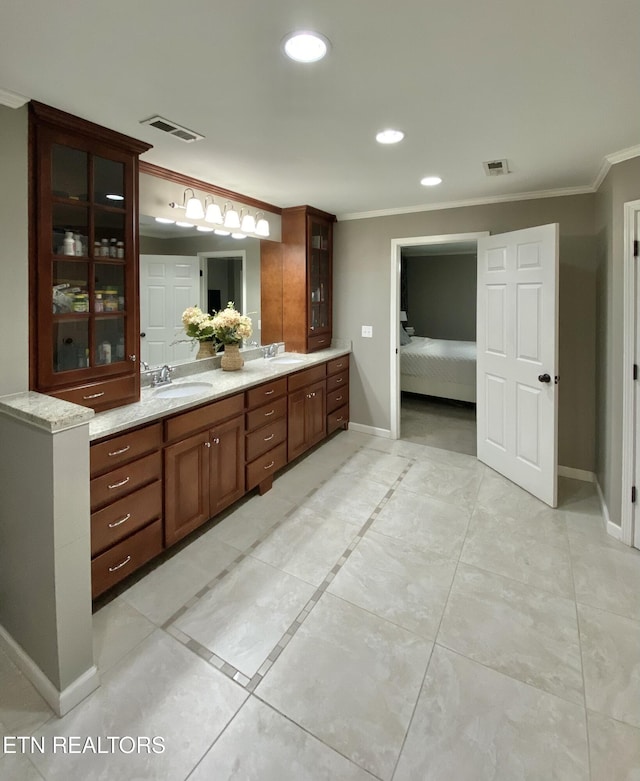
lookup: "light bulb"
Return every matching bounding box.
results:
[205,202,223,225]
[223,204,240,229]
[185,196,204,219]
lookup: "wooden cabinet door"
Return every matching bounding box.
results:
[305,379,327,450]
[164,430,210,546]
[209,416,245,517]
[287,387,307,462]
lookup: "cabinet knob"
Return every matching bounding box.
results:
[204,441,211,448]
[212,437,220,444]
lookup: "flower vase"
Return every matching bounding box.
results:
[221,343,244,371]
[196,340,216,360]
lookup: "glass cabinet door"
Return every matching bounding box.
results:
[308,218,331,334]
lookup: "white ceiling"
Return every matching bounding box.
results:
[1,0,638,219]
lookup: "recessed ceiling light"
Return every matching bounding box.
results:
[231,233,247,240]
[214,229,230,236]
[376,129,404,145]
[420,176,442,186]
[155,217,175,224]
[283,31,330,63]
[175,221,194,227]
[197,226,215,232]
[106,193,124,201]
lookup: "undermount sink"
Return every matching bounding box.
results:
[153,381,213,399]
[269,356,305,365]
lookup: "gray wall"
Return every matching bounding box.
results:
[0,105,29,394]
[595,156,640,528]
[334,194,597,473]
[405,254,476,340]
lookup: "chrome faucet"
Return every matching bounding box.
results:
[140,359,150,371]
[157,364,174,385]
[263,343,280,358]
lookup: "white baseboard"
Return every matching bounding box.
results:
[348,422,392,439]
[557,465,596,482]
[0,623,99,717]
[593,478,623,542]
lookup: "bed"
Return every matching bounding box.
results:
[400,335,477,403]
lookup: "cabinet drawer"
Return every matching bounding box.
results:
[246,417,287,463]
[287,363,326,392]
[327,386,349,414]
[327,355,349,376]
[91,481,162,556]
[165,393,244,441]
[246,378,287,409]
[326,370,348,393]
[246,442,287,491]
[90,422,162,477]
[327,404,349,435]
[90,450,162,511]
[246,396,287,432]
[91,519,163,599]
[50,374,138,413]
[307,334,331,352]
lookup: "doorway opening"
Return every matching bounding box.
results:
[199,250,247,317]
[390,233,488,451]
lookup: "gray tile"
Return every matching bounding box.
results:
[571,540,640,621]
[257,593,431,780]
[92,597,155,673]
[371,487,471,559]
[400,456,482,510]
[394,645,589,781]
[29,631,247,781]
[190,697,376,781]
[587,710,640,781]
[120,537,240,626]
[250,505,360,586]
[460,506,574,598]
[578,604,640,727]
[476,466,561,524]
[438,563,584,704]
[0,646,53,743]
[207,492,295,550]
[0,753,45,780]
[336,449,411,486]
[303,473,390,526]
[328,530,456,639]
[175,557,315,678]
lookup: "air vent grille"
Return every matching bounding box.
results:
[139,115,204,143]
[483,159,510,176]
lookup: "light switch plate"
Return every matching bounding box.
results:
[362,325,373,338]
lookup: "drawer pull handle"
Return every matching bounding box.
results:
[264,433,275,442]
[335,363,343,369]
[264,409,275,417]
[335,395,343,402]
[335,378,342,383]
[108,476,130,490]
[108,555,131,573]
[336,417,344,422]
[108,445,131,457]
[263,460,275,470]
[83,391,105,400]
[108,513,131,528]
[319,339,326,344]
[264,389,275,396]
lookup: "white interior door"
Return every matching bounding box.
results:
[140,254,201,366]
[476,224,559,507]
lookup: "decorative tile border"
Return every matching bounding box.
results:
[162,441,415,691]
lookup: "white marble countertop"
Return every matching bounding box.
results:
[0,390,95,433]
[89,346,350,441]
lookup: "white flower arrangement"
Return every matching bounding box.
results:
[211,302,253,345]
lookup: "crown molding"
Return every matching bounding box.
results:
[0,87,29,109]
[337,186,594,222]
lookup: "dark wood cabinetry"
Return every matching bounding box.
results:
[245,378,288,494]
[287,364,327,461]
[326,355,350,434]
[261,205,335,352]
[29,102,151,411]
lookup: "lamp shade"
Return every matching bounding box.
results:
[223,204,241,229]
[400,311,408,322]
[255,216,270,237]
[185,195,204,220]
[205,201,223,224]
[240,212,256,233]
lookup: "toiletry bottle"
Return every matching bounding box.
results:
[63,231,75,256]
[101,340,112,364]
[74,233,83,256]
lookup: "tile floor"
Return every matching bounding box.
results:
[1,398,640,780]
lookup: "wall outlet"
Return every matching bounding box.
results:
[361,325,373,338]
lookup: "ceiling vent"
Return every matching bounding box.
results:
[483,159,510,176]
[139,115,204,143]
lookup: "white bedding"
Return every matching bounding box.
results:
[400,336,476,402]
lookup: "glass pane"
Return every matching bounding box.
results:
[318,301,329,328]
[94,264,125,312]
[53,320,89,373]
[94,156,125,207]
[94,210,125,258]
[53,260,89,313]
[95,316,126,365]
[52,144,88,201]
[52,203,89,255]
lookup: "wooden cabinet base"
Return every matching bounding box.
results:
[91,520,163,598]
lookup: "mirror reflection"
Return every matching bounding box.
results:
[139,214,262,366]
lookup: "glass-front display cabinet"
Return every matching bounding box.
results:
[30,102,151,411]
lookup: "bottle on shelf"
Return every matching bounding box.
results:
[115,336,125,361]
[104,289,118,312]
[74,233,83,256]
[94,292,104,312]
[63,231,75,256]
[99,341,112,364]
[100,239,109,257]
[116,241,124,259]
[109,238,117,258]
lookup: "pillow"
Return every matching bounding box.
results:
[399,325,411,345]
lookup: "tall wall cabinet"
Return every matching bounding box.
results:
[29,102,151,411]
[261,205,336,353]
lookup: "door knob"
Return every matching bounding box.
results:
[538,373,551,383]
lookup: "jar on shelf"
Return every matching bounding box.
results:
[63,231,75,256]
[109,238,117,258]
[93,241,101,257]
[94,292,104,312]
[116,241,124,259]
[100,239,109,257]
[103,289,118,312]
[72,293,89,313]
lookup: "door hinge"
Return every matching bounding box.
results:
[635,364,638,381]
[635,239,639,257]
[200,269,203,277]
[633,486,637,503]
